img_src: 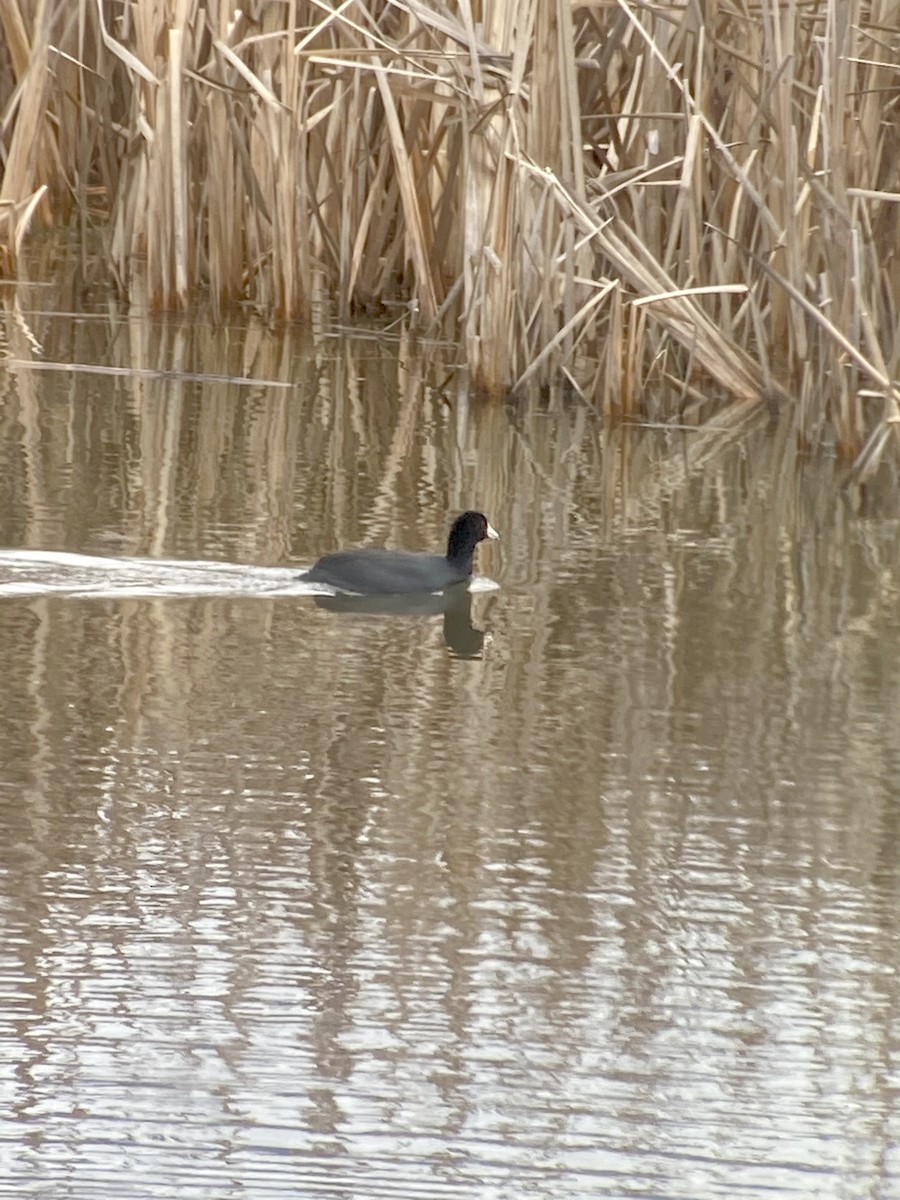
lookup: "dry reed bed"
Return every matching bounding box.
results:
[0,0,898,476]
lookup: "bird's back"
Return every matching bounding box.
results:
[302,548,465,595]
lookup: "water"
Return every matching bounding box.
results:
[1,303,899,1199]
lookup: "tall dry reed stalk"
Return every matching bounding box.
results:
[0,0,898,475]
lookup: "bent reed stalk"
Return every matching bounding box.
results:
[0,0,898,474]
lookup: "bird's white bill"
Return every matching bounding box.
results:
[486,522,500,540]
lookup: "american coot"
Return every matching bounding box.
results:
[300,511,499,595]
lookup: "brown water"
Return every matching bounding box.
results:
[1,303,899,1200]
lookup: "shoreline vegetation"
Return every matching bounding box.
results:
[0,1,898,479]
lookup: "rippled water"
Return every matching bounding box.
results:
[0,304,898,1199]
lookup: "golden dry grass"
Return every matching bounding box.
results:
[0,0,898,476]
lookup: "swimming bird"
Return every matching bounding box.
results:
[299,510,499,595]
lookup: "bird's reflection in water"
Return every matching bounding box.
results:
[312,582,487,658]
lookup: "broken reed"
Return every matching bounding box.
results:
[1,0,898,476]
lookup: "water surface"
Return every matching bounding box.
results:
[0,304,898,1199]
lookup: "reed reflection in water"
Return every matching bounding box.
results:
[0,305,898,1200]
